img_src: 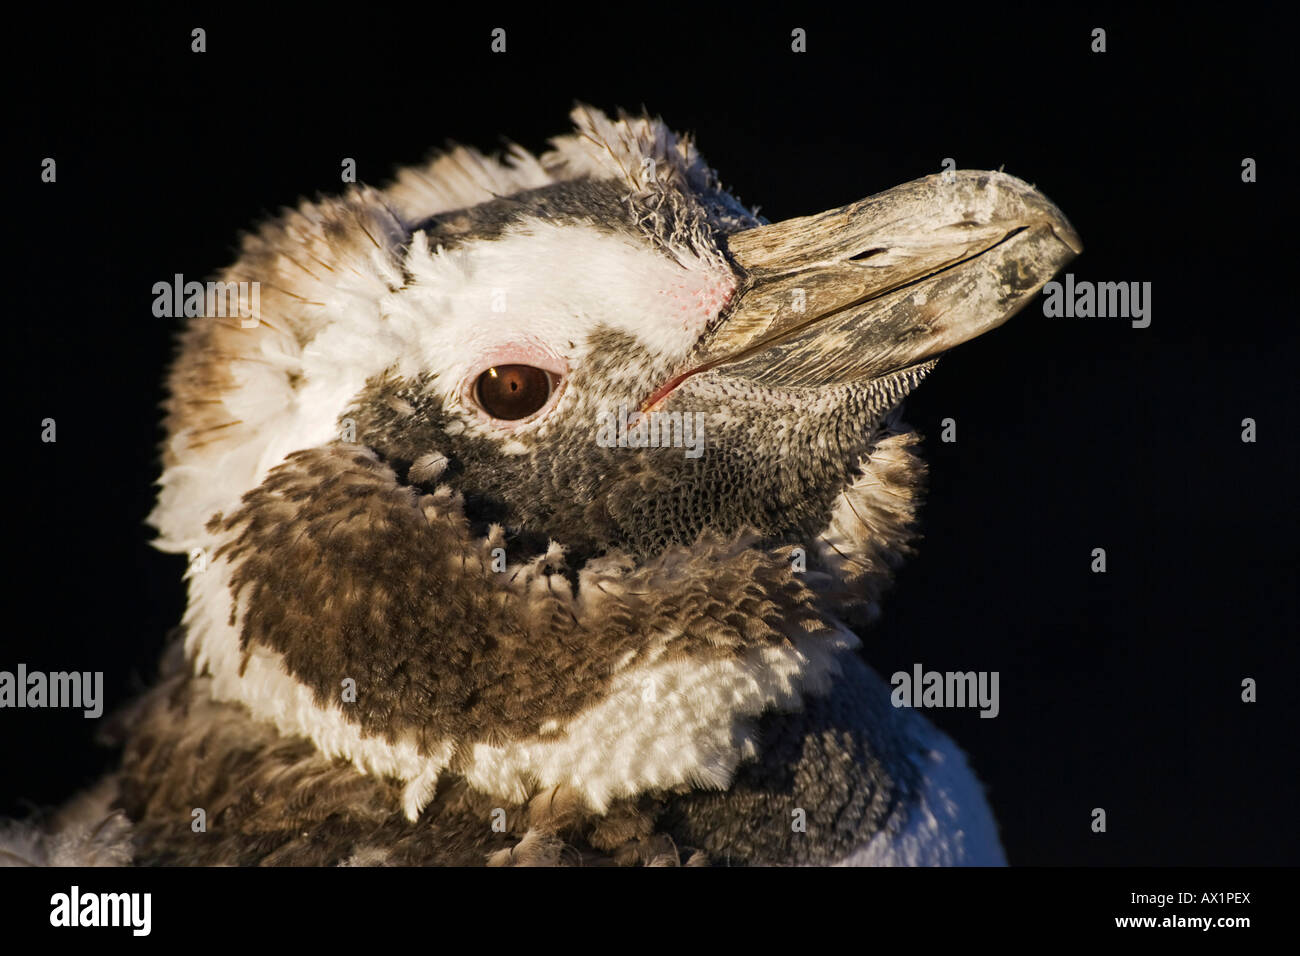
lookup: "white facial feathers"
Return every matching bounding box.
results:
[151,107,739,553]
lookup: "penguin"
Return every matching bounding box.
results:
[3,106,1079,866]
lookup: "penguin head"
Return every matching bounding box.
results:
[333,112,1081,579]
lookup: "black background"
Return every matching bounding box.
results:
[7,8,1296,866]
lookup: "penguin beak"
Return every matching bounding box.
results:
[679,170,1081,390]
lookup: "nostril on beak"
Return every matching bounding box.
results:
[849,248,887,262]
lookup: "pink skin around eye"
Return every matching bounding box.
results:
[459,342,569,429]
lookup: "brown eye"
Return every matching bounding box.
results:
[474,365,555,420]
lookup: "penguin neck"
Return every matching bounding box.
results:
[179,443,887,822]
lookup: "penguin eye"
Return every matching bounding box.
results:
[473,365,556,420]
